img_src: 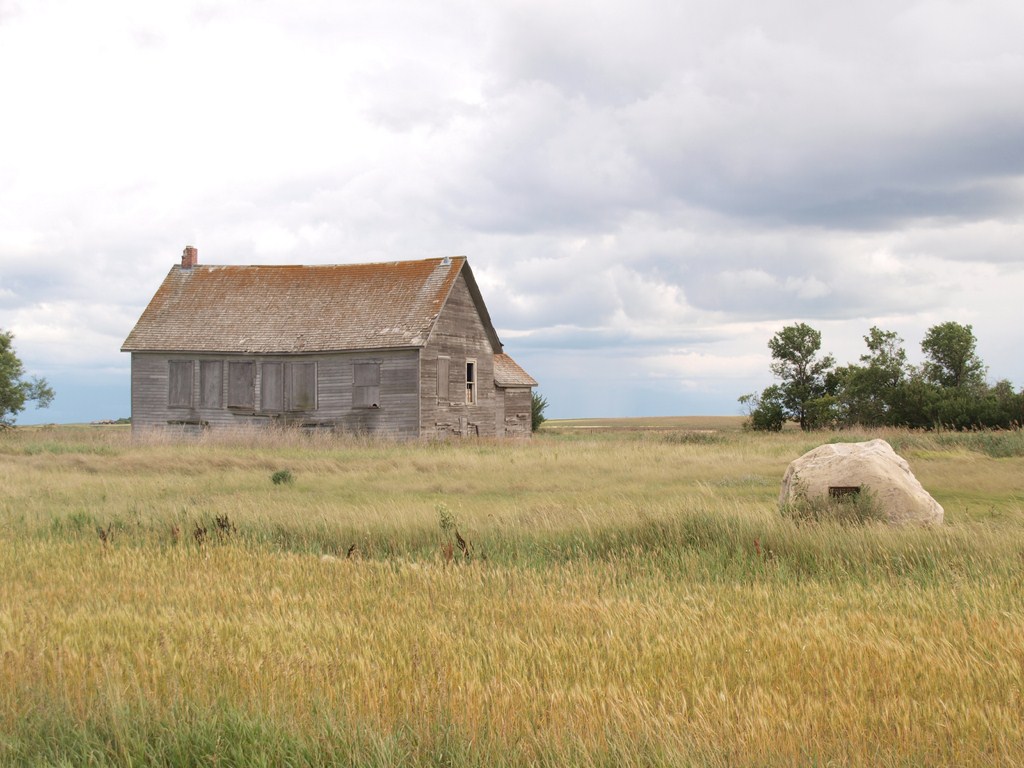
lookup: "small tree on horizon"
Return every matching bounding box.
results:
[738,385,786,432]
[0,330,55,427]
[741,323,837,431]
[833,326,910,427]
[767,323,837,430]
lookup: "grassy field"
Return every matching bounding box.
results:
[1,421,1022,766]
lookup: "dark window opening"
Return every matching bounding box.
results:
[466,360,477,405]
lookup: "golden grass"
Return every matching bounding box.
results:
[1,424,1023,765]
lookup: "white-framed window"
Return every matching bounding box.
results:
[465,359,477,405]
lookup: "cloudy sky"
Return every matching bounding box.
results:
[2,0,1023,423]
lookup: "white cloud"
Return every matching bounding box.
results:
[645,350,767,381]
[2,0,1024,421]
[784,276,831,301]
[5,301,135,369]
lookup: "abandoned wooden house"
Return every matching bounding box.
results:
[121,247,537,438]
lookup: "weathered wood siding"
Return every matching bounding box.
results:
[420,273,499,438]
[494,383,505,435]
[499,387,533,438]
[130,349,419,437]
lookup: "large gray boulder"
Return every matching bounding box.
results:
[779,439,944,525]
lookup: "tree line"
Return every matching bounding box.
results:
[740,321,1023,431]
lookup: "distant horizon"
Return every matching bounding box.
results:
[14,413,750,426]
[11,365,751,426]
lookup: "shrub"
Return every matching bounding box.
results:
[781,487,885,525]
[436,503,457,535]
[739,385,786,432]
[531,392,549,432]
[271,469,294,485]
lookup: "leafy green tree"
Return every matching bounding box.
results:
[981,380,1024,429]
[801,392,845,431]
[738,385,786,431]
[767,323,836,430]
[531,391,549,432]
[739,323,837,431]
[861,326,909,388]
[885,373,940,429]
[920,378,1024,431]
[835,327,909,426]
[921,321,986,390]
[0,330,54,427]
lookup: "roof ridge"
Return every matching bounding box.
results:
[176,255,466,269]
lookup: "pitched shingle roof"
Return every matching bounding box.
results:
[122,256,483,354]
[493,353,538,387]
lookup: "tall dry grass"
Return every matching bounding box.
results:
[1,423,1023,765]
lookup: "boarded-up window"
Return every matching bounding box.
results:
[227,361,255,408]
[199,361,222,408]
[288,362,317,411]
[168,361,193,408]
[353,362,381,408]
[261,362,284,412]
[437,356,450,402]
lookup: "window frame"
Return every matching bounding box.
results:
[168,360,194,409]
[436,355,450,403]
[465,358,477,405]
[260,361,284,413]
[227,361,255,409]
[353,361,381,409]
[288,361,317,412]
[199,360,223,409]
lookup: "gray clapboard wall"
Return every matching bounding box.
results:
[130,349,420,437]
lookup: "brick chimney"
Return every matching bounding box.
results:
[181,245,198,269]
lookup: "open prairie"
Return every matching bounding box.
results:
[1,421,1022,766]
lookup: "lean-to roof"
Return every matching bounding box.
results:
[493,353,538,387]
